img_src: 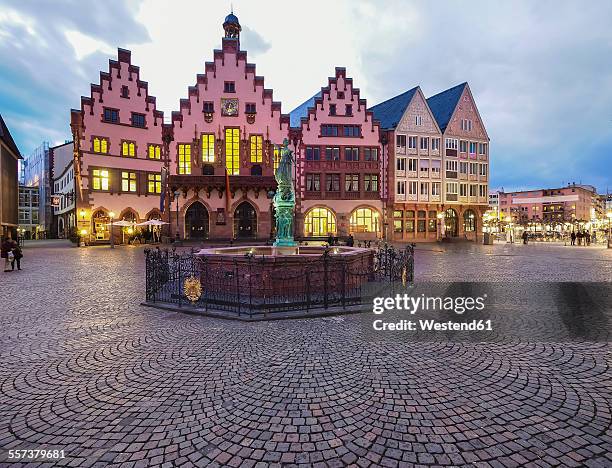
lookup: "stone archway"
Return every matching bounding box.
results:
[234,201,257,239]
[184,201,210,240]
[444,208,458,237]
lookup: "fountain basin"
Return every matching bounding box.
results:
[195,245,374,300]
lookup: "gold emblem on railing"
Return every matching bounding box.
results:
[401,267,407,287]
[184,276,202,303]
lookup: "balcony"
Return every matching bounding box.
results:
[430,194,441,202]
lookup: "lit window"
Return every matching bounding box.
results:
[122,141,135,157]
[148,144,161,160]
[250,135,263,163]
[350,208,380,234]
[304,207,336,236]
[93,137,108,154]
[178,144,192,175]
[92,169,109,190]
[225,128,240,175]
[148,174,162,194]
[121,172,136,192]
[202,134,215,163]
[273,146,280,171]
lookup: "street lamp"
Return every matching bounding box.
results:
[174,190,180,242]
[436,212,444,241]
[109,211,115,249]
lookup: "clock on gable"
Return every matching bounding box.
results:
[221,98,239,116]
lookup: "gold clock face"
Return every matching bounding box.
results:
[221,98,238,116]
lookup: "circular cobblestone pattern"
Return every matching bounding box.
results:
[0,240,611,467]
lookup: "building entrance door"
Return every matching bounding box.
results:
[444,208,458,237]
[234,202,257,238]
[185,202,209,239]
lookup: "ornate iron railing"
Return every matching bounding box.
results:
[144,244,415,318]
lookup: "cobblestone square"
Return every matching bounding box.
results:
[0,241,611,467]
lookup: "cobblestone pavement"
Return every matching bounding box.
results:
[0,241,611,467]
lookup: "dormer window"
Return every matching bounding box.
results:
[246,103,256,114]
[329,104,336,116]
[121,86,129,98]
[224,81,235,93]
[203,101,214,113]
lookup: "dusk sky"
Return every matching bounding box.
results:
[1,0,611,192]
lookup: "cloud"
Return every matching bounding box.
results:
[1,0,611,192]
[0,0,149,151]
[240,26,271,57]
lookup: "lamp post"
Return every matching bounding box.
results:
[174,190,180,242]
[436,212,444,241]
[109,211,115,249]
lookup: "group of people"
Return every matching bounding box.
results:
[570,230,595,246]
[1,237,23,272]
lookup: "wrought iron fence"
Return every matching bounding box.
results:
[144,244,415,319]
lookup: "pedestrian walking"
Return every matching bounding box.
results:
[585,232,591,246]
[570,231,576,246]
[577,230,583,246]
[11,241,22,271]
[347,234,354,247]
[522,231,528,245]
[1,237,12,272]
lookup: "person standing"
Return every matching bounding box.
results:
[570,231,576,246]
[11,241,22,271]
[585,231,591,246]
[522,230,528,245]
[577,230,583,246]
[1,237,12,272]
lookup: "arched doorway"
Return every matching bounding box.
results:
[58,217,65,238]
[350,207,380,235]
[234,201,257,239]
[444,208,458,237]
[92,210,109,241]
[463,209,476,233]
[304,207,337,237]
[185,202,210,239]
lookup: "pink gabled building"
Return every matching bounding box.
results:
[290,69,383,240]
[66,12,491,244]
[167,13,288,241]
[71,49,165,243]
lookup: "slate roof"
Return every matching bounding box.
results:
[289,91,322,128]
[0,113,22,158]
[367,87,418,130]
[426,82,467,133]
